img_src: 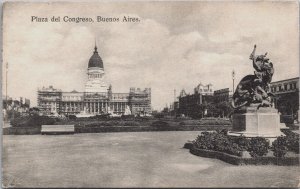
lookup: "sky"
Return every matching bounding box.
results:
[2,1,299,110]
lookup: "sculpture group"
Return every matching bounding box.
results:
[232,45,274,109]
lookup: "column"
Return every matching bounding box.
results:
[98,102,100,113]
[93,102,95,114]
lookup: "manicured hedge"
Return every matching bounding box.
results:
[190,146,299,166]
[10,115,57,128]
[3,127,41,135]
[247,137,269,157]
[193,130,244,157]
[180,118,231,126]
[190,129,300,163]
[272,130,299,157]
[272,136,288,157]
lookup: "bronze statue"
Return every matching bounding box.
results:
[231,45,274,109]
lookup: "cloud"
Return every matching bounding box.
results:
[3,2,299,110]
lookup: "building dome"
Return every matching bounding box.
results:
[88,46,104,69]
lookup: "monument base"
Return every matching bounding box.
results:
[229,105,286,141]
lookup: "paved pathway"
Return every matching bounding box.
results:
[3,131,299,187]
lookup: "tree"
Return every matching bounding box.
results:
[216,101,233,118]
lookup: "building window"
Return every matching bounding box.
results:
[284,84,287,91]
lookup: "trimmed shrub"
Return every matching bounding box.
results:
[193,130,243,157]
[193,132,215,150]
[68,115,77,120]
[273,130,299,154]
[248,137,269,157]
[101,121,114,126]
[230,136,250,151]
[285,131,299,153]
[11,115,56,128]
[191,129,298,159]
[214,134,235,154]
[272,136,288,157]
[123,121,139,126]
[83,120,141,127]
[180,118,231,126]
[226,143,243,157]
[151,121,170,127]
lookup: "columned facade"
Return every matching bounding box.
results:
[37,44,151,116]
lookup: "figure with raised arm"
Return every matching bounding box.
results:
[231,45,274,109]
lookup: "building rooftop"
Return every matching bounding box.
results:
[271,77,299,84]
[88,46,104,69]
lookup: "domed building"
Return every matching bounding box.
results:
[85,45,108,93]
[37,44,152,116]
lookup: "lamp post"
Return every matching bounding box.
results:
[298,81,300,123]
[232,70,235,94]
[5,62,8,121]
[174,89,176,117]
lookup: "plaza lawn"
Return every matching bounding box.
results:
[3,131,299,188]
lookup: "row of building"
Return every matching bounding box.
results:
[37,86,151,116]
[3,96,31,119]
[168,77,299,119]
[37,45,151,116]
[168,83,231,118]
[271,77,299,116]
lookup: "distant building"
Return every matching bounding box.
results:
[3,96,30,119]
[270,77,299,117]
[176,84,231,118]
[214,88,230,104]
[194,83,214,95]
[37,44,151,116]
[178,83,215,118]
[128,88,151,115]
[169,101,179,116]
[37,86,62,114]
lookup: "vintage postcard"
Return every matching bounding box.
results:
[2,1,299,188]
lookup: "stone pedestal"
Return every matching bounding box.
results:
[229,105,286,139]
